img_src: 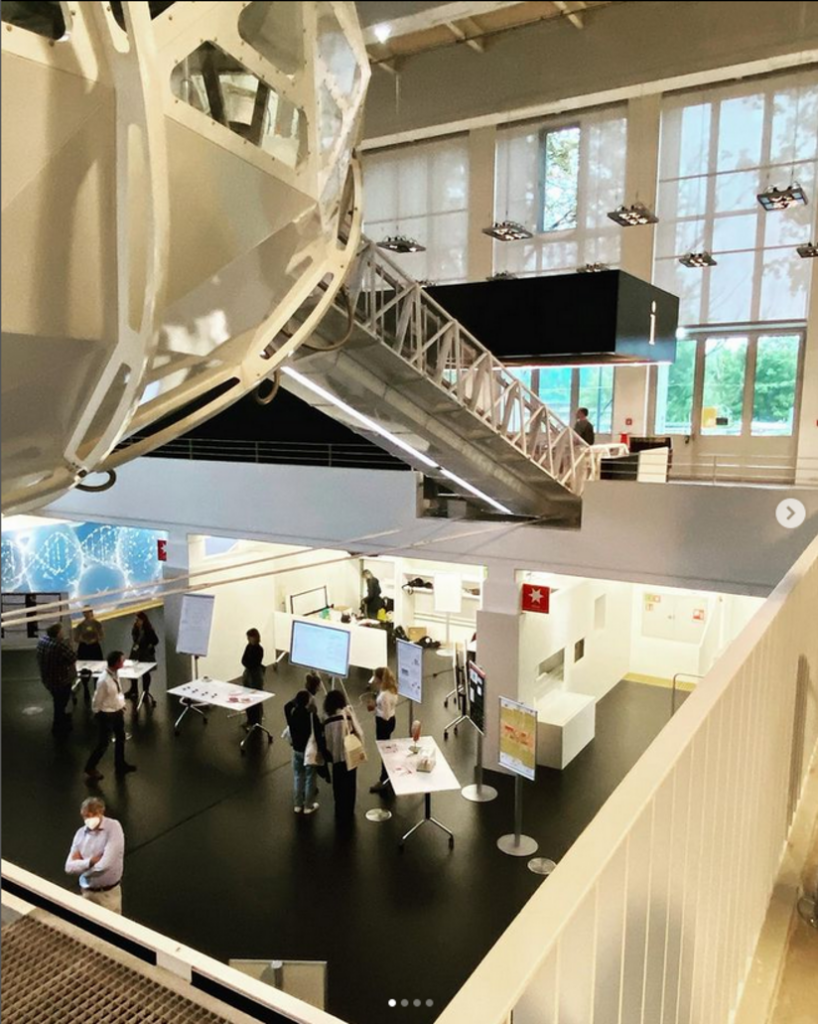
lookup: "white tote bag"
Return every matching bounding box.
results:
[343,708,367,771]
[304,712,324,767]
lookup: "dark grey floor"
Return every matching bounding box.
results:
[2,640,679,1024]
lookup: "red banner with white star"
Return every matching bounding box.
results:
[521,583,550,614]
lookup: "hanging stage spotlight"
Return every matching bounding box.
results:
[577,262,611,273]
[377,234,426,253]
[481,220,533,241]
[678,251,717,268]
[796,241,818,258]
[756,183,809,211]
[606,202,658,227]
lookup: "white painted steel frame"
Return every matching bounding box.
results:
[1,2,370,513]
[348,240,593,497]
[435,532,818,1024]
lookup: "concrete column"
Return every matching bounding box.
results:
[614,94,663,436]
[476,560,520,772]
[467,126,497,281]
[796,259,818,485]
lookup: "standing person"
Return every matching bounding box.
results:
[321,690,364,825]
[304,672,323,715]
[368,666,398,794]
[65,797,125,914]
[84,651,137,782]
[73,607,104,701]
[241,628,265,729]
[284,690,321,815]
[361,569,383,619]
[36,623,77,735]
[126,611,159,704]
[573,407,596,445]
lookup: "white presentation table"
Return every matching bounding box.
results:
[377,736,460,849]
[75,660,158,710]
[167,678,274,751]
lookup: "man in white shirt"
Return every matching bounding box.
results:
[65,797,125,914]
[84,650,136,781]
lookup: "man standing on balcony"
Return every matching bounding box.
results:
[65,797,125,914]
[574,407,595,445]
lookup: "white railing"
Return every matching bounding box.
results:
[435,532,818,1024]
[346,241,592,496]
[2,861,345,1024]
[669,453,818,488]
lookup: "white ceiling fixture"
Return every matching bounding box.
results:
[373,22,393,43]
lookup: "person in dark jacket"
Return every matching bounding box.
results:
[36,623,77,735]
[362,569,383,619]
[126,611,159,703]
[573,407,596,445]
[73,607,104,701]
[284,689,323,814]
[321,689,364,825]
[241,628,265,727]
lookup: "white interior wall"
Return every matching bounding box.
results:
[187,537,361,681]
[518,578,633,705]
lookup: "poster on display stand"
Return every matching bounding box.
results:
[467,661,486,734]
[499,697,537,781]
[178,593,215,657]
[396,639,423,704]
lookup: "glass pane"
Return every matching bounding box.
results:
[702,336,748,435]
[655,339,696,434]
[578,367,614,434]
[752,335,800,436]
[541,126,581,232]
[239,1,303,76]
[538,368,573,425]
[171,44,304,168]
[317,2,361,99]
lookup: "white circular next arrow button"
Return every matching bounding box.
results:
[776,498,807,530]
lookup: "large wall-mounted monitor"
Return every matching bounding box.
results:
[290,619,351,678]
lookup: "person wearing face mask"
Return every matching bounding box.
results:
[64,797,125,914]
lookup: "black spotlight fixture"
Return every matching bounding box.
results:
[577,262,611,273]
[377,234,426,253]
[482,220,533,242]
[486,271,519,281]
[607,202,659,227]
[796,241,818,258]
[756,183,809,211]
[679,251,718,268]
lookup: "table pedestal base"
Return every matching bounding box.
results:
[240,722,274,752]
[497,834,538,857]
[174,699,208,735]
[400,793,454,850]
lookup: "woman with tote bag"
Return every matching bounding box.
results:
[321,689,366,825]
[283,689,323,815]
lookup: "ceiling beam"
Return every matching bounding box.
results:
[363,1,522,46]
[445,19,486,53]
[554,0,585,30]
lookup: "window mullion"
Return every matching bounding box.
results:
[744,334,759,438]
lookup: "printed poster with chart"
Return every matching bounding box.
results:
[396,639,423,703]
[499,697,537,781]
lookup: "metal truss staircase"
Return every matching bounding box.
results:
[281,240,592,522]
